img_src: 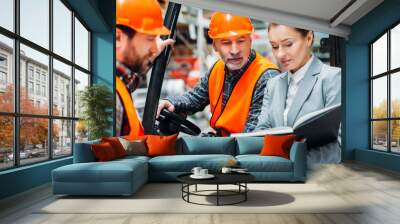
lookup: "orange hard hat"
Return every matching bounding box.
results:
[208,12,253,39]
[116,0,170,36]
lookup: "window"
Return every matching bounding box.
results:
[36,83,40,95]
[20,0,49,49]
[28,81,34,94]
[370,22,400,154]
[0,54,8,90]
[0,0,91,170]
[391,24,400,70]
[0,116,13,170]
[74,69,89,119]
[0,35,13,113]
[53,59,72,117]
[0,71,7,93]
[0,54,7,89]
[74,69,89,143]
[53,119,72,158]
[0,54,7,67]
[42,85,46,97]
[53,0,72,60]
[74,17,89,70]
[35,70,41,81]
[20,117,49,165]
[0,0,14,32]
[0,71,6,85]
[28,67,34,80]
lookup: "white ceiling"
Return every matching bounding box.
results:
[227,0,352,22]
[170,0,384,38]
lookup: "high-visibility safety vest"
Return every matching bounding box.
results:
[209,53,278,136]
[116,77,144,139]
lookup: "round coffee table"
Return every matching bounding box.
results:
[177,172,255,206]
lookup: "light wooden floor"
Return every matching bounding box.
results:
[1,161,400,224]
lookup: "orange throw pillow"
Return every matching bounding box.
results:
[101,137,126,158]
[260,134,296,159]
[91,142,117,161]
[145,134,178,157]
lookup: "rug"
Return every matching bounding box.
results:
[37,183,362,214]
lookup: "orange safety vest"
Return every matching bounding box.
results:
[209,53,278,136]
[116,77,144,139]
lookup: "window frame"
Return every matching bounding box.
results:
[370,19,400,154]
[0,0,92,171]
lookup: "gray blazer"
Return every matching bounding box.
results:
[255,57,341,165]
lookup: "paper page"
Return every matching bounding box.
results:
[231,126,293,137]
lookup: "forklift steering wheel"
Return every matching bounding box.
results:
[157,109,201,136]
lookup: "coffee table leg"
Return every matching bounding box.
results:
[187,184,190,202]
[217,184,219,206]
[195,184,197,192]
[182,184,189,202]
[245,183,247,201]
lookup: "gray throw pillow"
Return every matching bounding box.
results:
[118,137,147,156]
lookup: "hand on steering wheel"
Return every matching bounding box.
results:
[157,109,201,136]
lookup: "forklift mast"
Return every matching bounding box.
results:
[142,2,181,134]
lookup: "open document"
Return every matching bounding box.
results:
[232,104,341,147]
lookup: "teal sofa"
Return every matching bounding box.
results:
[52,137,306,196]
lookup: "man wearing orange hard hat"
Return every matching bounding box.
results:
[157,12,280,136]
[115,0,174,139]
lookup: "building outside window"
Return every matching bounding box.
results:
[54,88,58,104]
[35,83,40,95]
[0,54,7,67]
[0,71,7,92]
[0,0,91,170]
[0,54,7,89]
[35,70,40,81]
[371,23,400,154]
[28,66,34,80]
[0,71,6,84]
[28,81,34,94]
[41,73,46,83]
[41,85,46,97]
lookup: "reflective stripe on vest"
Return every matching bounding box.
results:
[209,53,278,135]
[116,77,144,139]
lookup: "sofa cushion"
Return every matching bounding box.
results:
[91,142,118,161]
[52,158,147,183]
[73,140,100,163]
[176,137,236,155]
[235,137,263,155]
[146,134,178,157]
[118,137,147,156]
[236,155,293,172]
[148,154,235,172]
[260,134,296,159]
[101,137,127,158]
